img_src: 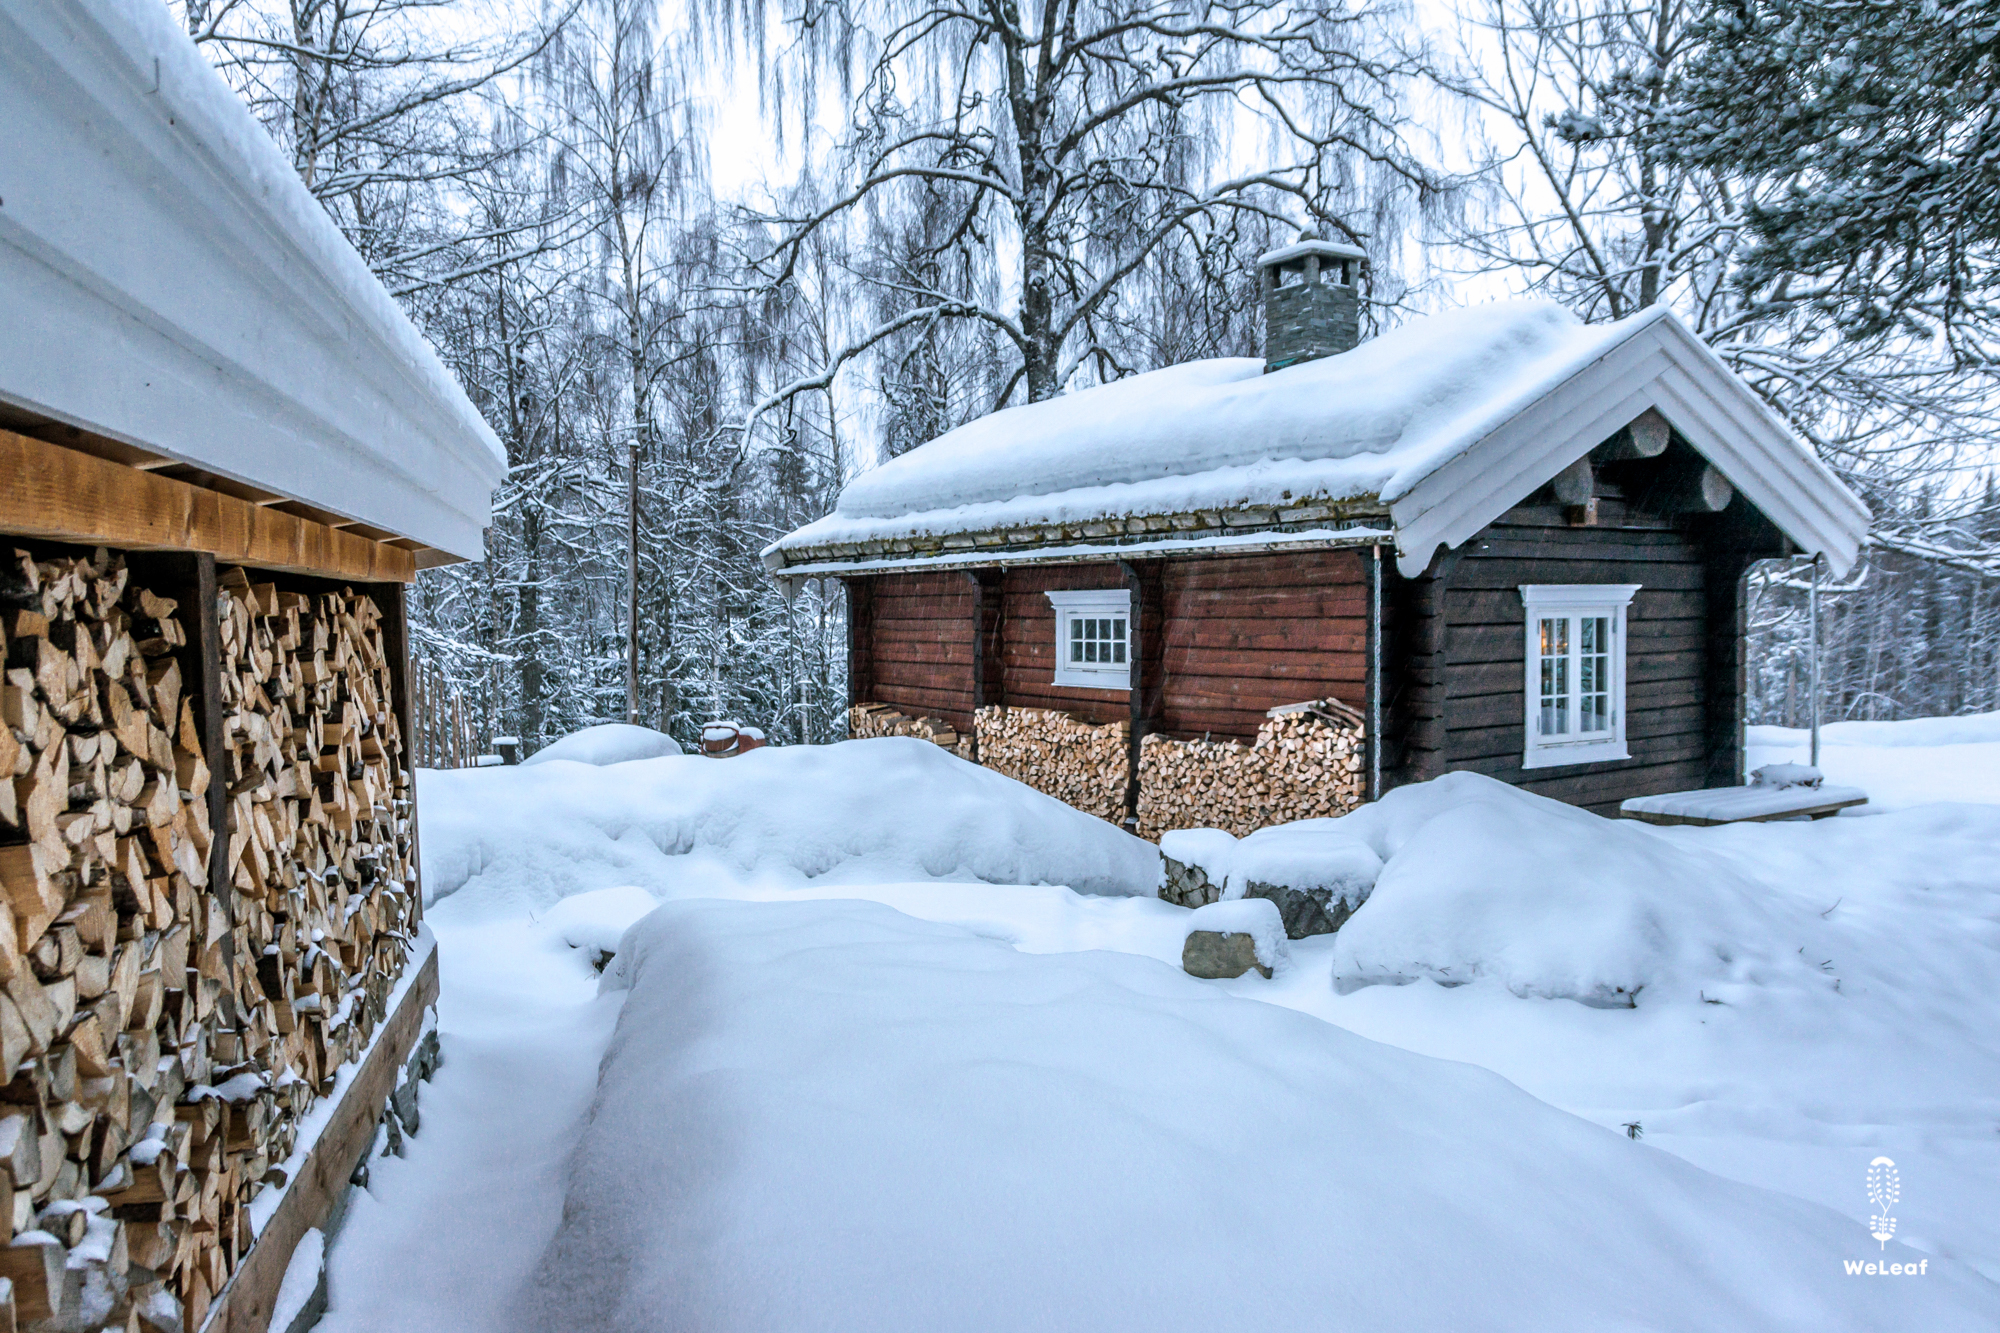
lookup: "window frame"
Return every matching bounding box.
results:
[1044,588,1133,690]
[1518,584,1640,770]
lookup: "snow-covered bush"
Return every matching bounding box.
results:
[421,737,1158,913]
[520,723,684,766]
[1325,774,1810,1005]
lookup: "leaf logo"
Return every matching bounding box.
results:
[1866,1157,1899,1249]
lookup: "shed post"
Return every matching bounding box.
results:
[1809,554,1822,768]
[1120,560,1145,830]
[1366,543,1383,801]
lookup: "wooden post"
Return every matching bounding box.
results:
[1120,560,1145,830]
[128,550,232,928]
[845,577,874,729]
[1365,544,1382,802]
[367,581,422,920]
[1702,548,1757,789]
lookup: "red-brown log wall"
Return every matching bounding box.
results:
[996,565,1132,724]
[1158,550,1368,739]
[848,571,977,731]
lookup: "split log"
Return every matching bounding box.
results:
[0,548,419,1331]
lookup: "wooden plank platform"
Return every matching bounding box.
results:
[1619,785,1869,827]
[201,935,441,1333]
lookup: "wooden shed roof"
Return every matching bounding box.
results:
[0,0,505,568]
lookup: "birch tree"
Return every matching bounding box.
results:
[729,0,1437,423]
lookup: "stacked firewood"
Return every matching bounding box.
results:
[847,704,974,761]
[1136,700,1365,840]
[0,548,417,1331]
[973,706,1128,825]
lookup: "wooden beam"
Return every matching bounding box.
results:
[0,427,416,582]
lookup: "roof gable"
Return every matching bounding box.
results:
[1387,308,1870,577]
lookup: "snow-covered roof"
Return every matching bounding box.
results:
[768,300,1870,579]
[0,0,505,562]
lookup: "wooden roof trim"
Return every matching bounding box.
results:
[770,524,1394,580]
[766,498,1391,571]
[1,427,417,582]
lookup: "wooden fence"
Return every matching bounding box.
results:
[411,659,482,768]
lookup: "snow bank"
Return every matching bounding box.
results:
[511,898,1995,1332]
[773,301,1633,554]
[520,724,683,767]
[1751,710,2000,750]
[419,738,1158,914]
[1250,774,1801,1005]
[1184,898,1288,970]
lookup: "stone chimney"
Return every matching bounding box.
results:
[1257,236,1368,373]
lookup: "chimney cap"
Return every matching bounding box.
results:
[1256,237,1368,269]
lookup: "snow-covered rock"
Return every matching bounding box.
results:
[1182,898,1287,978]
[520,723,684,767]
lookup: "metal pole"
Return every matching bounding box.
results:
[1368,543,1383,801]
[627,440,640,725]
[1809,553,1822,768]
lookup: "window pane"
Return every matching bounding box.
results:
[1538,616,1570,736]
[1580,616,1611,733]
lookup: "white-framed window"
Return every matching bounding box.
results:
[1519,584,1640,769]
[1045,589,1131,689]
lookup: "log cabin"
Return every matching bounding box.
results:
[0,3,503,1327]
[766,238,1871,833]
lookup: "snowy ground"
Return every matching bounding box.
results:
[316,727,2000,1330]
[1748,711,2000,810]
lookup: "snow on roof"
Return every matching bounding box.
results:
[770,300,1870,578]
[0,0,505,560]
[1256,238,1369,268]
[776,301,1627,551]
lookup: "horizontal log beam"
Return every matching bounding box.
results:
[1,428,419,582]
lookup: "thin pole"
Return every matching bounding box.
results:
[627,440,640,725]
[1809,553,1822,768]
[1367,543,1383,802]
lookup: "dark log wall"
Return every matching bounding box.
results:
[844,571,978,731]
[1157,550,1369,739]
[997,565,1131,724]
[1388,500,1778,814]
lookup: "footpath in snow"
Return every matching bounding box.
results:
[316,727,2000,1330]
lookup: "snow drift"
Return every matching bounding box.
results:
[520,723,683,766]
[508,897,1996,1332]
[419,738,1158,913]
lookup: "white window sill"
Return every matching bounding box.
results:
[1051,668,1131,691]
[1521,743,1631,771]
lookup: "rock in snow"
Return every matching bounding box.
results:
[1182,898,1287,978]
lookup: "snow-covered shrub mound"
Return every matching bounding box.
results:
[507,898,1993,1332]
[420,738,1157,914]
[1311,773,1806,1005]
[520,723,684,766]
[538,886,660,964]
